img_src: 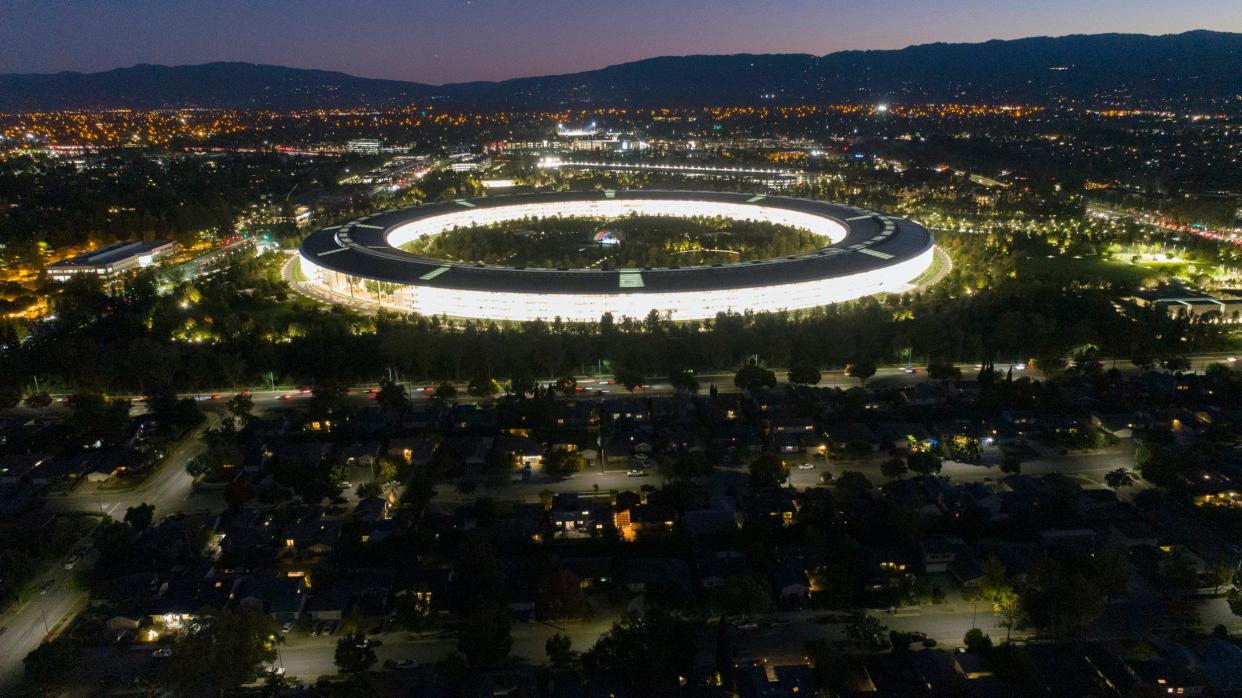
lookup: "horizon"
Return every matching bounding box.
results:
[3,0,1241,83]
[0,27,1235,86]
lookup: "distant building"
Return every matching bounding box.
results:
[1129,291,1242,324]
[47,240,177,284]
[346,138,382,154]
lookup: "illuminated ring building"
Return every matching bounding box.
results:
[298,190,934,322]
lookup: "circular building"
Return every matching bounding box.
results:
[297,190,934,322]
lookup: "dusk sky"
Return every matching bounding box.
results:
[3,0,1241,84]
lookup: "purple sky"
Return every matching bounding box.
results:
[3,0,1241,84]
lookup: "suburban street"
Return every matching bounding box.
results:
[0,352,1232,689]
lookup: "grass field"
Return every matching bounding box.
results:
[1017,255,1182,286]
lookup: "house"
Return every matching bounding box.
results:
[237,572,308,622]
[734,663,816,698]
[493,434,544,468]
[340,441,382,468]
[386,437,436,467]
[920,537,967,574]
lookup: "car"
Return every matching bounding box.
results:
[39,579,55,594]
[152,648,172,658]
[281,621,294,634]
[819,472,834,483]
[263,666,286,677]
[280,394,292,400]
[906,631,929,641]
[395,660,419,670]
[626,469,648,478]
[64,552,81,569]
[798,463,816,470]
[324,620,339,635]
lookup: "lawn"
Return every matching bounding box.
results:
[1017,255,1174,286]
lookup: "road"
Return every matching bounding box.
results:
[271,617,617,680]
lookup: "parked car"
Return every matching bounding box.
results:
[395,660,419,670]
[281,621,294,634]
[626,469,649,478]
[63,552,81,570]
[152,648,172,658]
[798,462,816,470]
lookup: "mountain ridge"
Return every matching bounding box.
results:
[2,30,1240,111]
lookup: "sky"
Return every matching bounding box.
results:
[2,0,1241,84]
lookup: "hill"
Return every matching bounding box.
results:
[2,31,1239,111]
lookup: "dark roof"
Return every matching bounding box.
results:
[299,189,933,294]
[49,240,174,269]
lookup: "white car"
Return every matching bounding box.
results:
[152,648,172,658]
[64,552,81,570]
[626,469,649,478]
[798,463,816,470]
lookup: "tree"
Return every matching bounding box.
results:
[1162,356,1191,373]
[906,450,942,476]
[734,364,776,392]
[713,575,775,617]
[374,379,408,413]
[749,453,788,489]
[335,631,377,674]
[393,590,433,634]
[507,372,536,398]
[845,359,877,384]
[546,633,573,666]
[1105,468,1135,490]
[467,375,501,397]
[993,587,1021,642]
[613,365,645,392]
[787,363,821,386]
[23,640,79,691]
[457,601,512,667]
[927,361,961,382]
[433,382,457,400]
[999,449,1022,475]
[554,376,578,397]
[668,369,699,394]
[68,393,131,446]
[123,502,155,531]
[544,449,586,476]
[585,610,698,695]
[227,392,253,425]
[835,470,873,497]
[963,628,993,655]
[1227,585,1242,618]
[880,456,908,480]
[159,608,280,696]
[670,452,713,480]
[845,615,888,648]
